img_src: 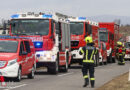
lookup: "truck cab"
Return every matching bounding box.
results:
[68,17,91,64]
[0,36,36,81]
[10,12,71,74]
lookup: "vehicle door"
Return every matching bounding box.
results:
[19,41,28,75]
[24,41,33,71]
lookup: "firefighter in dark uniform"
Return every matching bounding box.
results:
[116,41,126,65]
[79,36,97,88]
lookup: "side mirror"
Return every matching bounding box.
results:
[22,51,28,55]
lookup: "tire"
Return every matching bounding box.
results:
[99,61,103,66]
[28,66,35,79]
[103,61,107,65]
[107,53,112,63]
[112,58,116,63]
[15,67,22,82]
[48,57,59,74]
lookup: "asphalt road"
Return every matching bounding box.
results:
[1,61,130,90]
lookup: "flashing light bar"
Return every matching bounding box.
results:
[11,14,19,19]
[42,14,52,18]
[11,13,53,19]
[78,17,86,20]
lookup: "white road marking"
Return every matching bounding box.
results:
[58,72,74,77]
[4,84,27,90]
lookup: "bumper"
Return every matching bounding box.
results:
[71,49,83,59]
[36,51,56,62]
[0,63,19,77]
[36,62,56,68]
[124,54,130,59]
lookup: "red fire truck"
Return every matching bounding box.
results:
[88,21,107,65]
[99,22,120,63]
[68,17,92,65]
[9,12,71,74]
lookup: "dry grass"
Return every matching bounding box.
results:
[96,72,130,90]
[120,26,130,36]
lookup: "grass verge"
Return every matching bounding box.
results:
[97,72,130,90]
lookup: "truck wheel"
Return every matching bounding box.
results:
[28,66,35,79]
[99,61,103,66]
[107,53,112,63]
[103,61,107,65]
[112,58,116,63]
[48,58,59,74]
[15,67,21,82]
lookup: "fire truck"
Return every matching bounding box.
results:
[99,22,120,63]
[88,21,107,65]
[68,17,92,65]
[9,12,71,74]
[124,36,130,60]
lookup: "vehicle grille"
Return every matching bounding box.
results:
[71,41,79,47]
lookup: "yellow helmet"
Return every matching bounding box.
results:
[85,36,93,43]
[117,41,122,46]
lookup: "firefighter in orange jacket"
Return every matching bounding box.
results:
[79,36,97,88]
[116,41,126,65]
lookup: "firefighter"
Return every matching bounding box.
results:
[116,41,126,65]
[79,36,97,88]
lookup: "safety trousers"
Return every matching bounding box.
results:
[118,55,125,65]
[82,63,95,87]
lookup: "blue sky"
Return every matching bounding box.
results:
[0,0,130,19]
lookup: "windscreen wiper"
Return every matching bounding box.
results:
[35,34,43,36]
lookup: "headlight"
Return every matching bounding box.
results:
[0,61,6,68]
[7,59,17,66]
[46,53,52,58]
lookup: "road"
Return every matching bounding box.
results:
[1,61,130,90]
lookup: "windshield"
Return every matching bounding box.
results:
[125,42,130,48]
[70,22,84,35]
[11,19,49,36]
[0,41,18,53]
[99,31,108,42]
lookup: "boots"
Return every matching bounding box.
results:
[83,78,89,87]
[91,80,95,88]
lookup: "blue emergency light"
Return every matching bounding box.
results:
[42,14,52,18]
[78,17,86,20]
[33,42,43,48]
[11,14,19,19]
[36,42,41,46]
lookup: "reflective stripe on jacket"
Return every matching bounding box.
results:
[79,44,97,63]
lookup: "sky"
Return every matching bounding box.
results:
[0,0,130,20]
